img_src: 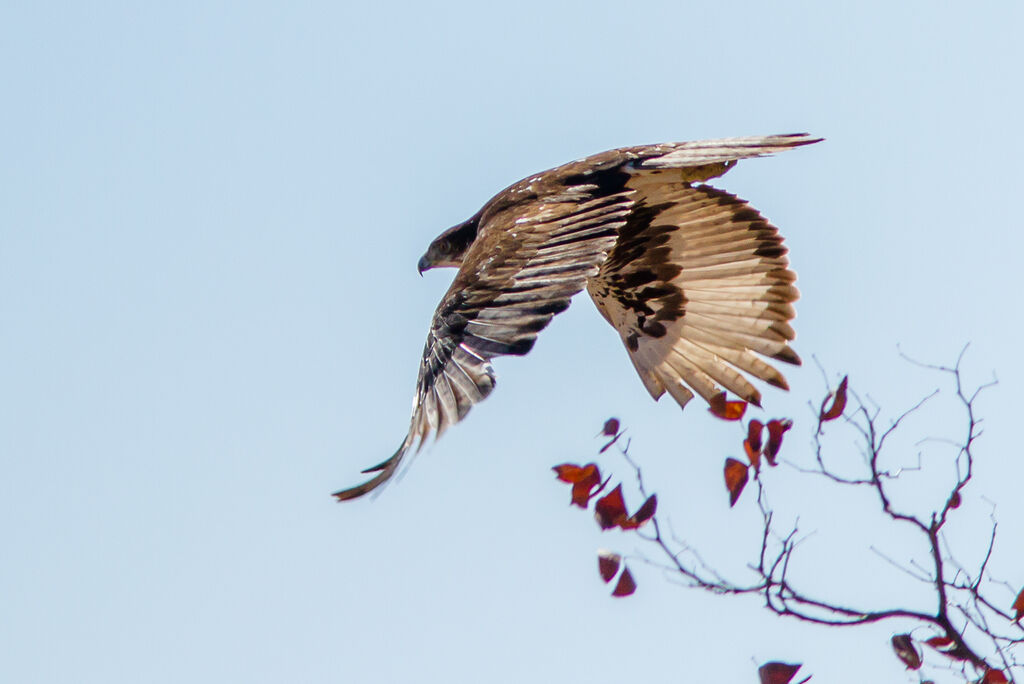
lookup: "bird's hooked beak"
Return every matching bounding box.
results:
[417,254,431,276]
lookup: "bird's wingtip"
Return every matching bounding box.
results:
[784,132,825,146]
[332,438,412,502]
[332,464,395,502]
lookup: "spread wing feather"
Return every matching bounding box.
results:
[588,183,802,409]
[335,133,819,500]
[332,192,632,500]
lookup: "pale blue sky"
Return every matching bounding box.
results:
[3,2,1023,683]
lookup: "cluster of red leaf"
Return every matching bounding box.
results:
[889,632,1012,682]
[717,377,849,507]
[552,464,657,529]
[597,550,636,597]
[553,421,657,530]
[722,416,792,507]
[595,485,657,531]
[552,419,659,598]
[556,379,1019,681]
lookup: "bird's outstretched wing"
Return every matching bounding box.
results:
[588,182,800,409]
[333,133,820,500]
[332,181,631,499]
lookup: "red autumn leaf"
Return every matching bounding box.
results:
[593,486,657,531]
[597,550,621,583]
[925,636,954,649]
[744,419,764,468]
[949,491,962,509]
[890,633,922,670]
[1012,586,1024,621]
[602,418,620,436]
[629,494,658,526]
[553,463,596,484]
[982,669,1009,684]
[924,635,971,661]
[747,419,764,451]
[618,504,652,530]
[595,485,629,529]
[764,419,793,466]
[724,458,749,507]
[758,662,805,684]
[744,440,761,469]
[745,440,761,466]
[709,392,747,421]
[820,375,848,422]
[612,566,636,597]
[552,462,603,507]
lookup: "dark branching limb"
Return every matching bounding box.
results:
[563,350,1020,682]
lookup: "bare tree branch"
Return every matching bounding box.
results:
[557,351,1020,682]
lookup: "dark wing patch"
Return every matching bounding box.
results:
[600,200,687,326]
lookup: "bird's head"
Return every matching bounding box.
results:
[418,213,480,275]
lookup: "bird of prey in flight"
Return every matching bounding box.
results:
[334,134,821,500]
